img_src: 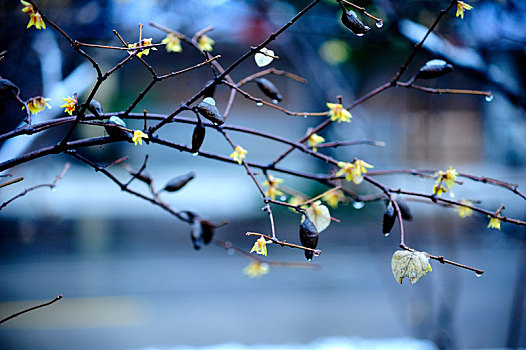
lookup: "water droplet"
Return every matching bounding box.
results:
[352,201,365,209]
[256,102,263,106]
[376,20,384,28]
[272,99,279,104]
[356,33,364,37]
[475,272,484,277]
[279,195,287,201]
[485,94,493,102]
[51,187,57,193]
[192,152,199,157]
[307,258,312,262]
[227,248,235,256]
[383,232,390,237]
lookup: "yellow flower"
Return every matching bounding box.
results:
[323,189,345,209]
[132,130,148,146]
[24,96,51,116]
[487,217,501,230]
[262,175,283,200]
[327,102,351,123]
[21,0,46,30]
[456,200,473,218]
[161,33,182,53]
[250,236,268,256]
[229,145,247,165]
[243,261,269,278]
[129,38,157,58]
[456,1,473,19]
[307,133,325,152]
[434,166,458,196]
[60,96,77,116]
[198,35,215,52]
[336,159,373,184]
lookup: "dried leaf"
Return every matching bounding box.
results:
[382,201,396,235]
[196,97,223,126]
[254,48,274,67]
[340,3,370,36]
[254,78,282,103]
[305,200,331,233]
[191,119,206,153]
[391,250,432,284]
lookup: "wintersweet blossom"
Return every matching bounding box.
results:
[434,166,458,196]
[60,96,77,115]
[250,236,268,256]
[336,159,373,184]
[198,35,214,52]
[161,33,182,53]
[456,1,473,19]
[243,261,269,278]
[487,217,501,230]
[21,0,46,30]
[129,38,157,58]
[327,102,351,123]
[229,145,247,165]
[132,130,148,146]
[323,189,345,208]
[262,175,283,200]
[456,200,473,218]
[307,133,325,152]
[24,96,51,116]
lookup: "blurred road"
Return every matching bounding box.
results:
[0,215,524,350]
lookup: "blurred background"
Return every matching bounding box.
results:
[0,0,525,349]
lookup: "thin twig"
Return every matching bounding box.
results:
[246,232,322,256]
[0,295,63,324]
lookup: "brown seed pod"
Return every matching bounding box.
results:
[200,220,216,244]
[411,59,454,83]
[396,198,413,221]
[382,200,397,236]
[86,100,104,117]
[254,78,282,103]
[340,3,370,36]
[299,214,319,261]
[196,97,224,126]
[191,118,206,154]
[163,172,195,192]
[104,116,132,140]
[128,169,153,185]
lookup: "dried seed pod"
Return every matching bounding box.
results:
[203,80,216,99]
[191,118,206,154]
[340,3,370,36]
[382,200,396,236]
[184,211,202,250]
[86,100,104,117]
[200,220,215,244]
[163,172,195,192]
[412,59,454,82]
[299,214,319,261]
[254,78,282,103]
[396,198,413,221]
[196,97,224,126]
[104,116,132,140]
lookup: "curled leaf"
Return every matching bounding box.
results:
[254,78,282,103]
[305,200,331,233]
[299,214,319,261]
[391,250,432,284]
[163,172,195,192]
[196,97,224,126]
